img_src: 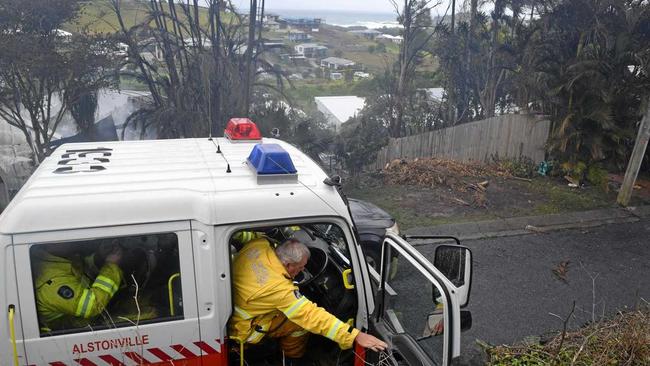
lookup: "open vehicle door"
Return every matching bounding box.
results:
[368,233,472,366]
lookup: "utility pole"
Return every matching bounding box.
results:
[617,98,650,206]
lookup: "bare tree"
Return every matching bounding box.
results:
[388,0,440,137]
[109,0,282,138]
[0,0,119,163]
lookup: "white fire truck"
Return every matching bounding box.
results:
[1,119,472,366]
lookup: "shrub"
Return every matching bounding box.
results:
[587,165,609,191]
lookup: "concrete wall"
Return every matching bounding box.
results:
[369,114,551,170]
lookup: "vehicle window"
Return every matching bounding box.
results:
[383,245,447,364]
[30,233,183,337]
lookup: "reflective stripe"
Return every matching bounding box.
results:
[92,278,115,296]
[234,306,254,320]
[289,329,308,337]
[75,289,96,318]
[326,320,344,340]
[96,275,118,294]
[282,296,309,319]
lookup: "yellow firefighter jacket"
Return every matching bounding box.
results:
[230,238,360,349]
[32,250,123,331]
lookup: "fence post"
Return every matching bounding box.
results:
[617,98,650,206]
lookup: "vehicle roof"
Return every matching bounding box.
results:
[0,138,351,235]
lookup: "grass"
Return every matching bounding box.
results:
[283,78,374,111]
[65,0,234,34]
[345,185,500,230]
[529,180,618,216]
[344,175,620,231]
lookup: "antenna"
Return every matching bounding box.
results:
[209,137,231,173]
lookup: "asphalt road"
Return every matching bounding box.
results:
[402,219,650,364]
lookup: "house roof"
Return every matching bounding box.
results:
[320,57,355,66]
[295,43,327,49]
[315,96,366,125]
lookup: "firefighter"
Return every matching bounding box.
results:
[230,237,387,363]
[32,241,124,333]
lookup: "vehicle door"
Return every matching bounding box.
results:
[368,233,470,366]
[12,222,204,366]
[2,234,26,366]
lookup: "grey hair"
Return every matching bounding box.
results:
[275,239,311,265]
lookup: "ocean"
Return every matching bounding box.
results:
[266,8,400,29]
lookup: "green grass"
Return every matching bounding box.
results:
[65,0,233,34]
[284,79,374,111]
[528,180,617,215]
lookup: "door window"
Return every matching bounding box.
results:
[29,232,183,336]
[380,237,452,365]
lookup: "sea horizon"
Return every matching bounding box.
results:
[265,8,400,29]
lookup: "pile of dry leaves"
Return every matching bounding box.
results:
[380,158,514,208]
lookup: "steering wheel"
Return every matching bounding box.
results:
[294,246,329,288]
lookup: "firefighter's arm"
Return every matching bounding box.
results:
[46,263,123,319]
[275,289,360,349]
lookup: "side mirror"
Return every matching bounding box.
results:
[433,245,472,307]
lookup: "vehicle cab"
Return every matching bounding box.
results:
[0,119,472,366]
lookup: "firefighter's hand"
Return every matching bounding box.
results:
[355,332,388,352]
[105,246,123,265]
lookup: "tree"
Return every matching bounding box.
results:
[517,0,650,166]
[388,0,437,137]
[336,109,390,176]
[0,0,119,163]
[110,0,286,139]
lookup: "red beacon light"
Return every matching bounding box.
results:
[224,118,262,140]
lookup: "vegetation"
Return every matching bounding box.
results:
[487,307,650,366]
[0,0,119,162]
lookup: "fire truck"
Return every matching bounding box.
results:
[1,118,472,366]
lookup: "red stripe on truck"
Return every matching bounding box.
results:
[147,347,176,362]
[97,355,126,366]
[171,344,198,359]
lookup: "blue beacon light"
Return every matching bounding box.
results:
[247,144,297,175]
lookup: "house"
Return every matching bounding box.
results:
[263,40,286,53]
[294,43,328,58]
[263,14,280,22]
[287,31,310,42]
[282,18,322,31]
[315,96,366,132]
[265,20,280,31]
[420,87,445,101]
[320,57,356,70]
[348,29,382,39]
[376,34,403,44]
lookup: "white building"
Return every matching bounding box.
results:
[294,43,328,58]
[320,57,355,70]
[314,96,366,132]
[376,34,403,44]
